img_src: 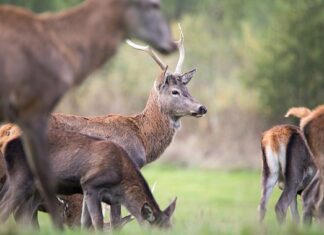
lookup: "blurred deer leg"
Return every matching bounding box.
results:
[14,193,40,229]
[258,170,278,222]
[83,189,103,230]
[81,197,92,229]
[289,195,300,224]
[275,186,298,224]
[19,116,62,229]
[110,204,122,228]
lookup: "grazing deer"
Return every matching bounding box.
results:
[0,0,176,226]
[287,105,324,223]
[0,129,177,230]
[258,124,316,224]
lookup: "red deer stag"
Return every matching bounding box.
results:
[0,130,177,230]
[0,26,206,228]
[286,105,324,223]
[0,0,176,226]
[258,124,316,224]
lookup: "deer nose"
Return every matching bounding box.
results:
[198,105,207,115]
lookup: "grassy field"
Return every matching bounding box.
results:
[0,164,323,235]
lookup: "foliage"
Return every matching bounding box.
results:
[245,0,324,119]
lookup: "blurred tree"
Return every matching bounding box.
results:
[246,0,324,119]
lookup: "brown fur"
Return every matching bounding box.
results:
[0,131,177,230]
[300,105,324,221]
[261,125,296,153]
[0,124,83,227]
[0,0,175,226]
[0,124,21,153]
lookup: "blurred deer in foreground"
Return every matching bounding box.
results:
[0,130,177,230]
[0,26,206,229]
[0,124,85,228]
[0,0,176,227]
[286,106,324,223]
[258,124,316,224]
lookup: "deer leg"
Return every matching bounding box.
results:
[109,204,134,230]
[275,184,299,224]
[302,196,314,225]
[81,197,93,229]
[289,195,300,224]
[0,188,15,221]
[258,169,278,222]
[110,204,122,228]
[14,193,40,228]
[316,181,324,223]
[302,173,319,225]
[83,188,103,230]
[19,117,62,229]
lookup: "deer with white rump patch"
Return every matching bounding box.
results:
[258,124,316,224]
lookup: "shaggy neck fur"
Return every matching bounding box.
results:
[134,88,177,164]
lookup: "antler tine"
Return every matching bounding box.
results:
[174,24,185,75]
[126,40,167,70]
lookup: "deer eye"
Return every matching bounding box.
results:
[171,90,180,96]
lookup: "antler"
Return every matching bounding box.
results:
[174,24,185,75]
[126,40,166,70]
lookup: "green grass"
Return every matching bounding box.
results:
[0,164,323,235]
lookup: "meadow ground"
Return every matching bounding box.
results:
[0,164,323,235]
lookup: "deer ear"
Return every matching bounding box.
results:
[141,203,156,223]
[180,69,196,85]
[163,197,177,217]
[156,66,170,91]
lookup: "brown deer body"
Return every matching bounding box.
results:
[287,106,324,222]
[0,130,177,230]
[0,124,84,227]
[258,124,316,224]
[0,0,176,226]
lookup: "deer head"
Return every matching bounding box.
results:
[127,25,207,127]
[124,0,176,54]
[141,197,177,228]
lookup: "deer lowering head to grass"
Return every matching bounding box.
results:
[258,124,316,224]
[0,129,177,230]
[286,105,324,223]
[0,0,176,227]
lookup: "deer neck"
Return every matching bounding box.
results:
[41,0,126,84]
[135,89,177,164]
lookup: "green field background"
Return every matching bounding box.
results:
[1,164,323,235]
